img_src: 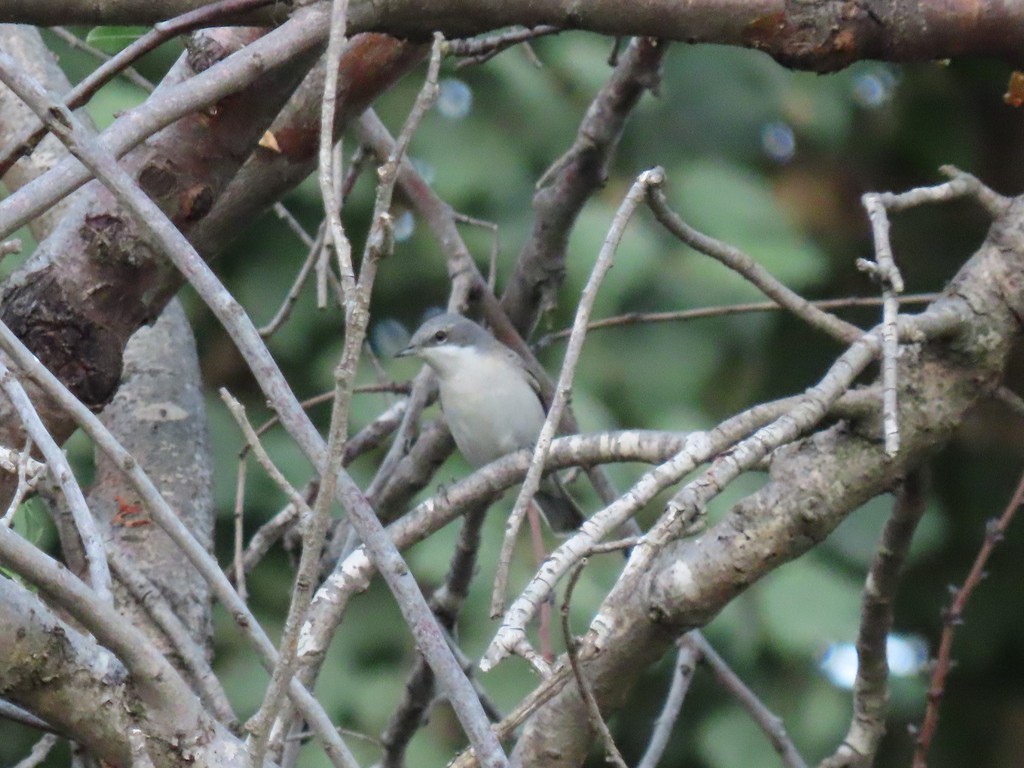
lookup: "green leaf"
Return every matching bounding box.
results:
[84,26,149,55]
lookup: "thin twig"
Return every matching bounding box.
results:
[48,26,154,93]
[245,383,410,451]
[911,467,1024,768]
[692,632,809,768]
[453,211,501,290]
[0,360,111,603]
[233,457,249,603]
[108,546,239,727]
[447,25,561,67]
[272,199,317,248]
[318,0,355,299]
[859,196,905,456]
[855,167,1007,457]
[561,559,628,768]
[1,438,41,526]
[490,168,663,638]
[223,390,310,515]
[260,223,326,338]
[534,294,940,349]
[380,505,488,768]
[338,34,447,523]
[227,391,317,768]
[636,635,701,768]
[646,186,862,345]
[238,500,302,579]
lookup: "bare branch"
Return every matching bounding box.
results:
[534,294,940,348]
[912,468,1024,768]
[636,636,700,768]
[561,560,629,768]
[693,633,808,768]
[380,505,490,768]
[448,25,561,67]
[9,0,1024,72]
[501,36,665,333]
[318,0,355,298]
[491,167,664,646]
[647,185,862,345]
[0,0,279,179]
[822,471,927,768]
[0,357,111,602]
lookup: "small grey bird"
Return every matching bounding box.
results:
[396,313,584,532]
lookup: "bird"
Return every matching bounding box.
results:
[396,312,584,532]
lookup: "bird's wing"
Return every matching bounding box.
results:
[499,345,547,406]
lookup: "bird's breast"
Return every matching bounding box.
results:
[437,354,545,467]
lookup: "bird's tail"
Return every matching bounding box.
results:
[534,474,585,533]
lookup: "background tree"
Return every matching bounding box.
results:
[0,3,1022,768]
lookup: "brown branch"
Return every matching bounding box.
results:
[0,0,292,25]
[694,633,808,768]
[447,25,561,67]
[501,36,666,335]
[192,34,427,256]
[7,1,1024,72]
[911,467,1024,768]
[534,294,941,348]
[646,186,862,345]
[0,0,280,179]
[0,18,324,457]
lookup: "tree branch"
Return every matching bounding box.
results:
[5,1,1024,72]
[505,182,1022,766]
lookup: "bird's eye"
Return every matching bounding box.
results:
[433,330,448,343]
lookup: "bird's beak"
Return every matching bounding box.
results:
[395,344,416,358]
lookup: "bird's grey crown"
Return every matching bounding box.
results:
[407,313,497,351]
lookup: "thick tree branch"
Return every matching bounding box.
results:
[5,0,1024,71]
[0,530,251,767]
[506,188,1024,765]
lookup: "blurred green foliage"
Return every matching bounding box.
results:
[1,23,1023,768]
